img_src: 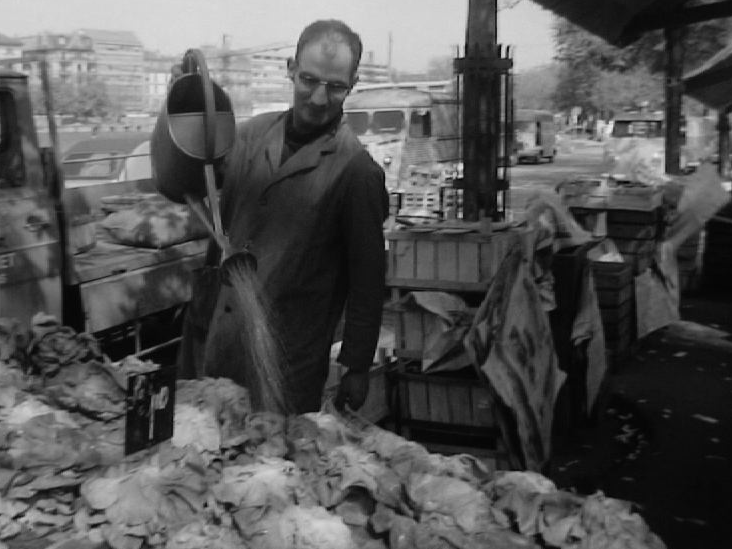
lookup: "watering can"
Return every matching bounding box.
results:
[151,49,255,272]
[151,49,235,204]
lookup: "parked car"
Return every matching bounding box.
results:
[61,131,156,216]
[62,131,152,187]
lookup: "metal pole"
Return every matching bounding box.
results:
[462,0,498,221]
[664,26,686,176]
[718,108,730,177]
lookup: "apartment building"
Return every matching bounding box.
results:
[0,33,23,71]
[4,28,391,117]
[77,29,145,113]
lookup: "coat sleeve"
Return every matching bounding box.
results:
[336,152,389,372]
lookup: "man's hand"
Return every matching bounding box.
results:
[334,369,370,412]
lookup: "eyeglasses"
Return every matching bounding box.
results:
[295,71,352,98]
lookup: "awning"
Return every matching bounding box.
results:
[684,42,732,110]
[530,0,688,45]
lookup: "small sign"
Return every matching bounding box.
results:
[124,366,176,455]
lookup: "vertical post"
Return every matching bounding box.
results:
[718,108,730,177]
[664,26,686,176]
[461,0,498,222]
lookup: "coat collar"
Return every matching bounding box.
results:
[263,110,343,187]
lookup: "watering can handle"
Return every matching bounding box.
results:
[181,49,217,163]
[180,48,226,248]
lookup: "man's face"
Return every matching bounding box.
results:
[288,37,356,133]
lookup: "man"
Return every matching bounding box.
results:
[156,20,388,414]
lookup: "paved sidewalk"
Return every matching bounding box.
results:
[551,291,732,549]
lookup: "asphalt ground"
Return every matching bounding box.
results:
[550,289,732,549]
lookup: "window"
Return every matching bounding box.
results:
[612,120,664,138]
[409,109,431,138]
[371,110,405,134]
[62,152,122,179]
[344,112,369,135]
[0,90,24,188]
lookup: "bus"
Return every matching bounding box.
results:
[343,86,460,189]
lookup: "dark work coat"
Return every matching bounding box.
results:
[200,111,388,413]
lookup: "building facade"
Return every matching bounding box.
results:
[77,29,145,113]
[0,33,22,71]
[2,29,391,118]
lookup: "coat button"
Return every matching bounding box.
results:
[224,305,232,313]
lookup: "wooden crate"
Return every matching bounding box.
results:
[592,260,635,357]
[386,227,526,291]
[389,299,476,361]
[591,261,633,290]
[395,366,496,429]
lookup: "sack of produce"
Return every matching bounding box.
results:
[101,198,208,248]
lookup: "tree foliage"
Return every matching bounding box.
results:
[426,55,455,80]
[29,78,114,119]
[552,13,732,115]
[515,65,559,110]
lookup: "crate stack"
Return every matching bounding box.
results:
[702,201,732,291]
[676,231,702,295]
[396,186,463,218]
[569,208,665,276]
[591,261,635,368]
[568,207,665,369]
[384,226,527,465]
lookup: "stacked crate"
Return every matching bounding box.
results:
[570,207,664,275]
[384,226,527,464]
[676,231,702,295]
[702,201,732,291]
[591,261,635,368]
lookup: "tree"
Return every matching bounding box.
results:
[426,55,455,81]
[551,14,731,117]
[29,77,114,120]
[592,66,664,115]
[515,64,559,110]
[553,16,731,75]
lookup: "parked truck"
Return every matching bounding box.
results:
[0,68,206,357]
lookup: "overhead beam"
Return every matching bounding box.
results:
[685,63,732,92]
[630,1,732,34]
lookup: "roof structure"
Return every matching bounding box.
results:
[684,41,732,110]
[76,29,142,47]
[531,0,732,46]
[0,33,21,46]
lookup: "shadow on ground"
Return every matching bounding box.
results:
[550,291,732,549]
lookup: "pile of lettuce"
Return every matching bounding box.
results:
[0,315,666,549]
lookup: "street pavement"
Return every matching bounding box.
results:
[509,141,732,548]
[550,290,732,549]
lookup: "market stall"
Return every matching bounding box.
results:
[0,313,666,549]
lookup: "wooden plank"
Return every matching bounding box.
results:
[600,300,632,323]
[386,278,488,292]
[428,383,452,423]
[597,284,633,307]
[72,237,207,283]
[592,261,633,289]
[415,240,434,280]
[607,223,657,240]
[80,254,204,332]
[437,240,458,281]
[448,386,473,425]
[457,241,480,283]
[406,378,430,421]
[471,386,495,427]
[393,240,416,279]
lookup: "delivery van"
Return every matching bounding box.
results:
[515,109,557,164]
